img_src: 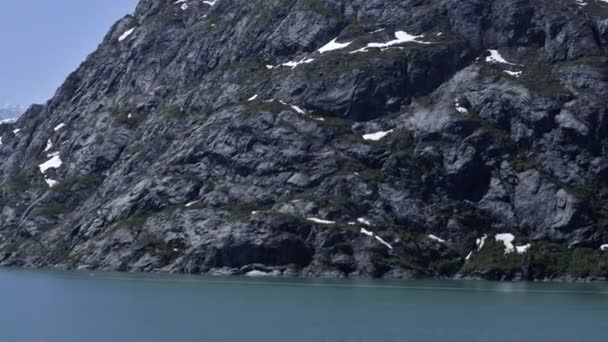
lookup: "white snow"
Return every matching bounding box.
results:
[476,234,488,251]
[485,49,520,66]
[318,38,352,54]
[54,123,66,132]
[290,105,306,115]
[267,58,315,69]
[360,228,374,237]
[503,70,522,77]
[601,244,608,251]
[185,200,200,207]
[38,153,62,173]
[281,58,315,69]
[375,236,394,250]
[44,178,58,188]
[362,129,393,141]
[247,94,259,101]
[428,234,447,243]
[307,217,335,225]
[44,139,53,153]
[357,217,371,226]
[516,244,531,254]
[466,234,489,261]
[360,228,393,249]
[454,100,468,114]
[118,28,135,42]
[495,233,530,254]
[12,128,20,134]
[203,0,217,5]
[495,233,515,253]
[352,31,430,53]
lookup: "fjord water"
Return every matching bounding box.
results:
[0,269,606,342]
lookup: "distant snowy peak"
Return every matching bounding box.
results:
[0,104,26,121]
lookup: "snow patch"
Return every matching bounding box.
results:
[12,128,20,134]
[495,233,530,254]
[351,31,430,53]
[290,105,306,115]
[503,70,523,78]
[516,244,531,254]
[247,94,259,101]
[362,129,393,141]
[318,38,352,54]
[495,233,515,253]
[203,0,217,5]
[476,234,488,251]
[375,236,394,250]
[38,153,62,173]
[44,139,53,153]
[54,123,66,132]
[44,178,58,188]
[185,200,200,207]
[118,28,135,42]
[360,228,374,237]
[307,217,335,225]
[454,99,468,114]
[245,270,271,277]
[485,50,521,66]
[601,244,608,251]
[428,234,447,243]
[357,217,371,226]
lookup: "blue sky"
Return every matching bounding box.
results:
[0,0,138,106]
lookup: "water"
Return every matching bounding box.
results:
[0,269,606,342]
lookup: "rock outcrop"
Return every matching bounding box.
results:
[1,0,608,280]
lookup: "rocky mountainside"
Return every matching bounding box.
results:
[1,0,608,281]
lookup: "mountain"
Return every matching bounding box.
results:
[0,105,25,122]
[1,0,608,280]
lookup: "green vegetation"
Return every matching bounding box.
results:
[158,105,187,120]
[463,240,608,279]
[53,175,102,193]
[244,100,289,114]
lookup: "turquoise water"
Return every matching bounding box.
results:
[0,269,607,342]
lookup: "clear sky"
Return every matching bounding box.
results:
[0,0,138,107]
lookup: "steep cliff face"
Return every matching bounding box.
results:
[1,0,608,280]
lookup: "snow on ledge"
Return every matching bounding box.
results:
[54,123,66,132]
[428,234,446,243]
[375,236,393,250]
[38,153,62,173]
[485,50,521,66]
[118,28,135,42]
[351,31,430,53]
[307,217,335,225]
[360,228,374,237]
[318,38,352,54]
[601,244,608,251]
[362,129,393,141]
[357,217,371,226]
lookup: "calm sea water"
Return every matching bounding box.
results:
[0,269,606,342]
